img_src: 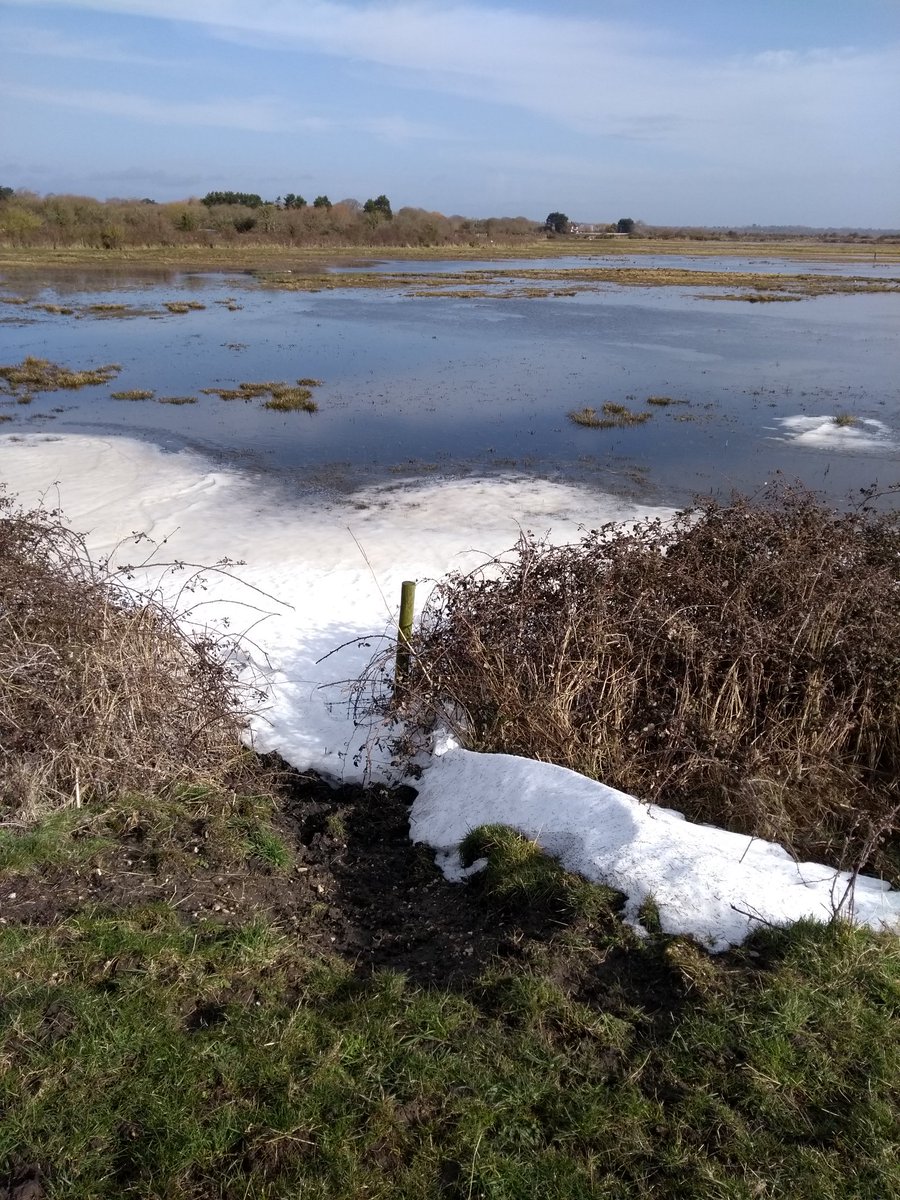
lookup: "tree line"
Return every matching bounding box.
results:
[0,189,539,250]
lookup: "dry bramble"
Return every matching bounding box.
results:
[0,492,259,819]
[403,483,900,882]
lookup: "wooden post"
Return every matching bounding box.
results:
[395,579,416,697]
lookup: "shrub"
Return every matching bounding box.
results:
[0,493,257,819]
[406,484,900,879]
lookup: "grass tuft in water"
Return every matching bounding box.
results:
[111,389,155,401]
[157,395,197,405]
[163,300,206,314]
[0,356,120,395]
[568,403,652,429]
[263,386,317,412]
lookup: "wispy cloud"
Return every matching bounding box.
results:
[0,79,444,141]
[6,0,898,156]
[0,81,325,133]
[2,22,185,66]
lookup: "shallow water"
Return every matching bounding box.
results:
[1,259,897,505]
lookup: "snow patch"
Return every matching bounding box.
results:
[774,414,897,454]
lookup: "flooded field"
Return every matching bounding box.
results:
[1,255,897,506]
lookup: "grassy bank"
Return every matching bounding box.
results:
[1,490,899,1198]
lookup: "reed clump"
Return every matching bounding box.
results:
[406,484,900,879]
[111,389,155,401]
[0,492,256,820]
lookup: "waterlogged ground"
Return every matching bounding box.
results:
[0,254,898,504]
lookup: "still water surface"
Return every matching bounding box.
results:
[1,258,897,506]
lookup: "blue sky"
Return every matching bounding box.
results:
[1,0,898,226]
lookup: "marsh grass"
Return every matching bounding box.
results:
[404,483,900,879]
[833,413,858,428]
[157,395,197,405]
[568,403,652,429]
[0,356,120,395]
[163,300,206,314]
[110,389,155,401]
[263,385,317,412]
[705,291,805,303]
[646,395,674,406]
[201,380,319,412]
[568,406,604,427]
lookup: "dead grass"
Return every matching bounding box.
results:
[404,483,900,880]
[0,492,260,820]
[157,395,197,405]
[111,389,155,401]
[0,356,120,395]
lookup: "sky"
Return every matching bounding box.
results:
[1,0,899,226]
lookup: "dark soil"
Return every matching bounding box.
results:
[0,760,573,990]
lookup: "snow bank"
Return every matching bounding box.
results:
[2,431,899,950]
[411,737,900,951]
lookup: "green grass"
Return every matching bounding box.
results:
[1,899,897,1198]
[0,809,112,871]
[460,824,621,922]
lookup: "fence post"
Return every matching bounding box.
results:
[395,579,416,697]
